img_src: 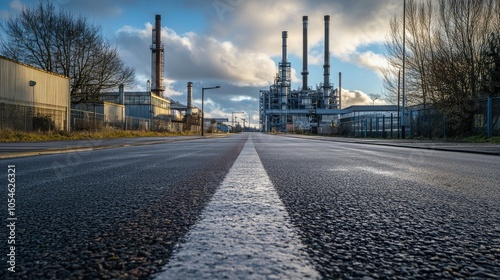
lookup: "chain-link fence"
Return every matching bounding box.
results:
[338,112,401,139]
[473,96,500,137]
[337,96,499,139]
[70,109,185,132]
[0,100,68,131]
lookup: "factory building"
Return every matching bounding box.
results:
[0,55,70,131]
[260,15,343,133]
[94,15,194,132]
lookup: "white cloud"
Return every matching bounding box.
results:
[230,96,257,102]
[0,0,23,19]
[208,0,398,71]
[0,10,9,19]
[162,78,184,98]
[9,0,23,12]
[341,88,387,107]
[345,51,389,77]
[115,24,277,88]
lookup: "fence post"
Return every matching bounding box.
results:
[487,96,492,138]
[409,110,413,138]
[365,117,373,138]
[376,116,380,137]
[443,114,447,140]
[382,115,386,138]
[390,113,393,138]
[364,118,367,138]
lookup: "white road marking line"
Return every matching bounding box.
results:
[155,135,320,279]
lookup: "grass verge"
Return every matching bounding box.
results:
[461,135,500,144]
[0,128,199,143]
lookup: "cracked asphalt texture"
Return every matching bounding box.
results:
[1,132,499,279]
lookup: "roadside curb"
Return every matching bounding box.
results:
[0,134,231,160]
[278,134,500,156]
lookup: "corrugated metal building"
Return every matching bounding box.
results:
[100,91,172,120]
[0,56,70,131]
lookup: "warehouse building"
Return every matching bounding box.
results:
[0,56,70,131]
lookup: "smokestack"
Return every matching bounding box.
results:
[281,31,288,68]
[119,84,124,105]
[339,72,342,109]
[302,16,309,91]
[323,15,331,108]
[187,82,193,114]
[281,31,289,110]
[151,15,164,96]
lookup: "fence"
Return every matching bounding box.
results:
[338,112,401,139]
[338,96,499,139]
[473,96,500,137]
[0,100,68,131]
[70,109,185,132]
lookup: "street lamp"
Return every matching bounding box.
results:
[201,86,220,136]
[401,0,407,139]
[29,80,36,115]
[372,97,378,106]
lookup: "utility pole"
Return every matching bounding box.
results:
[241,118,246,131]
[397,70,401,139]
[231,111,244,133]
[401,0,407,139]
[201,86,220,136]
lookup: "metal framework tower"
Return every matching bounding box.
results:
[259,15,339,133]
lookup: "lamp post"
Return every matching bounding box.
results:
[401,0,407,139]
[29,81,36,129]
[372,97,378,106]
[201,86,220,136]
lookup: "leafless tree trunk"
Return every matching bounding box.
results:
[383,0,500,137]
[1,1,135,105]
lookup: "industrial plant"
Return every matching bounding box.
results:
[259,15,343,133]
[90,15,203,132]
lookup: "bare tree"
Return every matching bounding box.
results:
[1,1,135,105]
[383,0,500,137]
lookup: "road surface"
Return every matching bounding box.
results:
[1,133,499,279]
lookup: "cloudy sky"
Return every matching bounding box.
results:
[1,0,402,127]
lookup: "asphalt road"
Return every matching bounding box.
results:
[1,133,499,279]
[253,133,499,279]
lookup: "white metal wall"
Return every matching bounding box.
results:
[0,56,70,130]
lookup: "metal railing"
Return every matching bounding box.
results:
[0,101,67,132]
[70,109,185,132]
[337,96,499,139]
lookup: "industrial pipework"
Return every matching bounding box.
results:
[259,15,339,133]
[151,15,165,96]
[302,16,309,91]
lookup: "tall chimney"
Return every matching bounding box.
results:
[151,15,164,96]
[281,31,289,111]
[281,31,288,72]
[187,82,193,114]
[339,72,342,109]
[323,15,331,108]
[301,16,309,91]
[119,83,124,105]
